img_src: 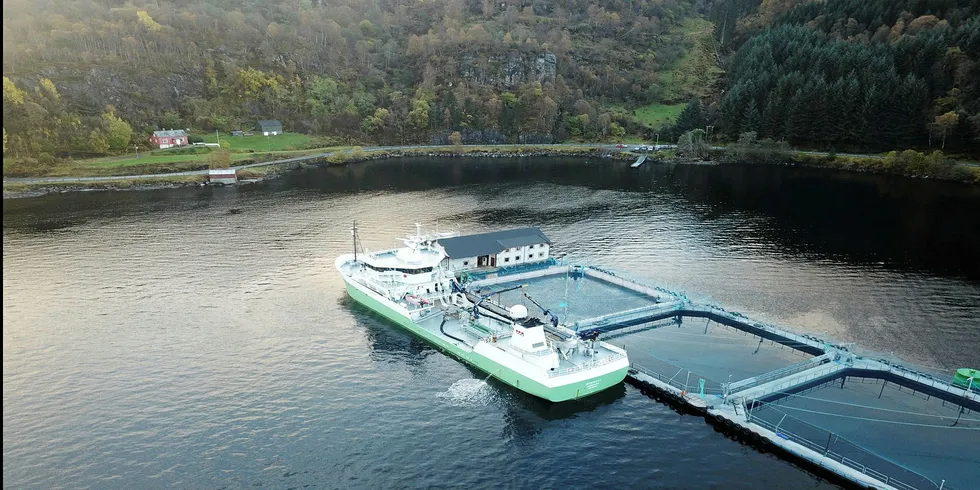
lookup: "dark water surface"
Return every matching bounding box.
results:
[4,158,979,489]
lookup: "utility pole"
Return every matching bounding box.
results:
[655,133,660,148]
[134,144,139,159]
[216,130,220,146]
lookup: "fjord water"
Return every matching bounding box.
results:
[4,157,979,489]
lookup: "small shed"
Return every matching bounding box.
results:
[257,120,282,136]
[208,168,238,186]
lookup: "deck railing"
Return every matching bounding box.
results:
[548,352,627,378]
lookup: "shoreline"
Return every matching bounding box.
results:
[5,146,978,199]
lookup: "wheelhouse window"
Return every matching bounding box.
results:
[364,264,433,274]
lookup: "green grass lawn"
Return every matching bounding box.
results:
[34,141,351,177]
[633,103,686,128]
[202,132,330,151]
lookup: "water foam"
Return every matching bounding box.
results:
[437,378,498,407]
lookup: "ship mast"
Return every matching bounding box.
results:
[352,220,358,262]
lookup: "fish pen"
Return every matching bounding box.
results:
[472,263,979,490]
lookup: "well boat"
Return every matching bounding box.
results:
[335,223,629,402]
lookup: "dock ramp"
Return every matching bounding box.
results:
[631,155,647,168]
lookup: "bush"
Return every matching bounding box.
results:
[188,135,204,144]
[327,152,349,164]
[2,156,43,177]
[723,131,791,164]
[677,129,710,159]
[207,149,232,169]
[448,131,463,149]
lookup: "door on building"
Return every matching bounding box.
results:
[477,255,488,267]
[490,256,496,267]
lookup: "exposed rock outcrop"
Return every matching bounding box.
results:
[459,51,557,88]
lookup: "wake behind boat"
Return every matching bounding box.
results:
[335,223,629,402]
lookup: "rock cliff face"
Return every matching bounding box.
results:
[14,63,202,124]
[459,51,557,88]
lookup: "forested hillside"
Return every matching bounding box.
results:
[711,0,980,154]
[2,0,722,170]
[3,0,979,172]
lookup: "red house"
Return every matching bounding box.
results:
[149,129,189,149]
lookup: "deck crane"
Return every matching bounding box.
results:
[522,292,560,329]
[471,284,527,320]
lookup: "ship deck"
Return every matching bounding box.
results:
[414,307,625,377]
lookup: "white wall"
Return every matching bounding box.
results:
[494,243,549,267]
[444,242,549,271]
[446,257,477,270]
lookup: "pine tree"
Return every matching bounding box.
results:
[743,99,762,134]
[673,99,707,135]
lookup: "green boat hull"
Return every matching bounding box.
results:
[345,281,628,402]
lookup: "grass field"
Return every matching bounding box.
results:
[28,136,351,177]
[201,132,331,151]
[633,103,686,128]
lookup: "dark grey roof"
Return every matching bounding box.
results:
[257,119,282,131]
[438,227,551,258]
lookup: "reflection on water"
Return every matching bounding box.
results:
[4,157,978,489]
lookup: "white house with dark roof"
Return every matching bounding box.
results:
[437,227,551,271]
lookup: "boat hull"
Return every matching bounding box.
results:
[343,280,627,402]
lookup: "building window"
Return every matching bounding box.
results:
[539,252,544,257]
[462,261,468,266]
[504,258,510,263]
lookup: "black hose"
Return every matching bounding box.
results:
[440,316,471,346]
[476,305,514,325]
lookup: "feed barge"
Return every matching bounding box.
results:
[335,224,629,402]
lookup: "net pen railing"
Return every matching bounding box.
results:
[629,361,726,396]
[747,401,947,490]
